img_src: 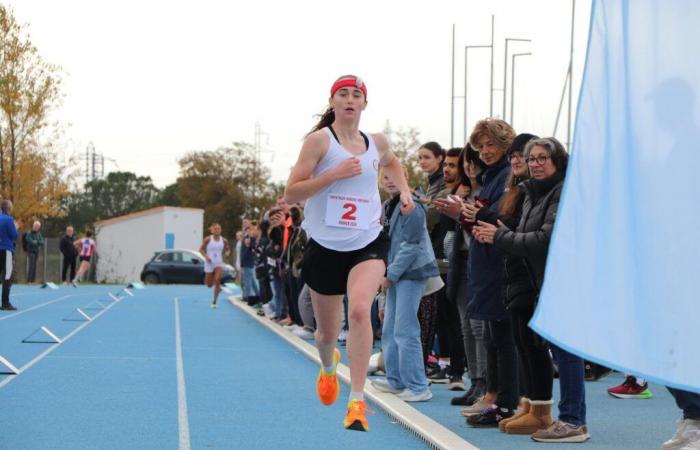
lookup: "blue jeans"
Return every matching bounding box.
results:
[668,388,700,419]
[382,279,428,393]
[240,267,260,298]
[270,275,286,317]
[551,344,586,426]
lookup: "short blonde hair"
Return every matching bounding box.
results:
[469,118,516,152]
[378,164,409,181]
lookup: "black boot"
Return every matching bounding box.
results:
[452,379,477,405]
[464,378,486,406]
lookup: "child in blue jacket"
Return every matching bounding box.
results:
[371,168,439,402]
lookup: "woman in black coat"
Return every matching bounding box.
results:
[474,137,590,443]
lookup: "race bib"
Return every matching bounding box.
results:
[325,193,371,230]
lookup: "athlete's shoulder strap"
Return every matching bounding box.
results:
[327,126,369,150]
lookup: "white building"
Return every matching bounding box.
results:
[95,206,204,283]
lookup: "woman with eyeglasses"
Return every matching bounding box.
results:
[474,137,590,443]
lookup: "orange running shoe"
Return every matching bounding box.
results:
[316,348,341,406]
[343,399,374,432]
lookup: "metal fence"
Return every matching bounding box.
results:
[13,237,97,284]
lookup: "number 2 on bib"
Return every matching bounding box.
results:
[325,193,370,230]
[341,203,357,221]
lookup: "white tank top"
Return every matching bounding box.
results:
[302,127,383,251]
[206,236,225,266]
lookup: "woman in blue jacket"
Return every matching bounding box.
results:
[371,167,439,402]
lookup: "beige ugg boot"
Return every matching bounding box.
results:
[498,398,530,432]
[505,399,554,435]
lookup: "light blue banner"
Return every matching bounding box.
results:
[531,0,700,393]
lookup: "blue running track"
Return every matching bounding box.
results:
[0,285,427,450]
[0,285,681,449]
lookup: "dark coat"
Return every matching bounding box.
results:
[60,235,77,258]
[466,157,511,321]
[494,171,565,292]
[424,171,448,261]
[477,188,538,310]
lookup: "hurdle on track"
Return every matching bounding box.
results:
[22,326,62,344]
[0,356,20,375]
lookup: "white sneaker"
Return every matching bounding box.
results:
[262,303,274,318]
[292,327,315,340]
[284,324,300,331]
[461,396,494,417]
[370,378,403,394]
[664,419,700,450]
[680,436,700,450]
[397,388,433,402]
[337,329,348,343]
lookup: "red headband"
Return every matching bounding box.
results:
[330,77,367,99]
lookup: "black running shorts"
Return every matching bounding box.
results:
[302,232,389,296]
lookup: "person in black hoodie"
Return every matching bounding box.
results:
[475,137,590,443]
[60,226,78,284]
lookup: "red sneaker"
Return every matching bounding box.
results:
[607,376,653,399]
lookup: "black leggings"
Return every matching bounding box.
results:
[484,319,519,409]
[511,306,553,401]
[62,256,76,282]
[418,293,438,365]
[0,250,13,307]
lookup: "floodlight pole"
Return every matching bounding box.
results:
[463,45,491,143]
[510,52,532,129]
[503,38,531,122]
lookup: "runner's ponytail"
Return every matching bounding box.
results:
[307,106,335,136]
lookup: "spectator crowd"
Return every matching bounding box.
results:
[232,117,700,447]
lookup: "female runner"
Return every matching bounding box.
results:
[198,223,230,308]
[71,231,96,286]
[284,75,413,432]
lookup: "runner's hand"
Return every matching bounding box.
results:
[381,278,392,289]
[332,157,362,180]
[399,191,415,215]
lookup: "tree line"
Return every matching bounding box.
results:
[1,4,429,242]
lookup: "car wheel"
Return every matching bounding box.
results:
[144,273,160,284]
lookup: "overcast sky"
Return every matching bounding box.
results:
[13,0,592,188]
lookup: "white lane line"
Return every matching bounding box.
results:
[0,293,93,321]
[174,297,191,450]
[229,295,479,450]
[0,295,122,389]
[46,355,175,361]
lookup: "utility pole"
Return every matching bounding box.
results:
[450,24,455,147]
[503,38,531,122]
[490,15,495,117]
[80,142,113,187]
[567,0,576,150]
[252,122,272,217]
[510,52,532,129]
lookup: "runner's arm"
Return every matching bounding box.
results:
[374,133,415,214]
[284,131,334,204]
[199,237,210,258]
